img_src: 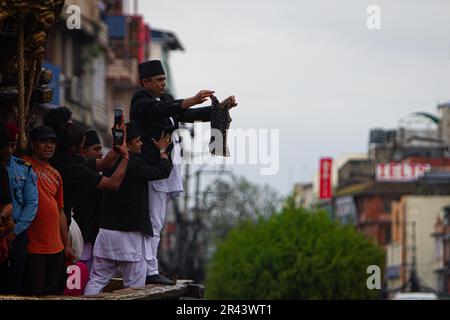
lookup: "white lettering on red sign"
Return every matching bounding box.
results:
[376,163,431,181]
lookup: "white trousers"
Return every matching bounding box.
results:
[84,257,147,296]
[80,242,94,273]
[84,229,150,296]
[146,188,170,276]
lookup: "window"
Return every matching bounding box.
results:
[444,208,450,226]
[384,225,392,244]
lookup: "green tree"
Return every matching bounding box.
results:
[205,205,384,299]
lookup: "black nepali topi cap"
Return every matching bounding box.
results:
[43,106,72,131]
[126,122,140,142]
[84,130,101,148]
[30,126,57,141]
[138,60,165,80]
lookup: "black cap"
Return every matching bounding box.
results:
[84,130,101,148]
[30,126,57,141]
[138,60,165,80]
[43,106,72,130]
[125,122,140,142]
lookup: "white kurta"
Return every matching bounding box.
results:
[146,123,184,276]
[151,120,184,196]
[84,228,152,295]
[93,228,152,262]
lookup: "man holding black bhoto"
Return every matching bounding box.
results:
[130,60,237,285]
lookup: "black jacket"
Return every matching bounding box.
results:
[0,165,11,205]
[73,186,101,244]
[51,154,102,226]
[129,89,212,165]
[99,156,172,236]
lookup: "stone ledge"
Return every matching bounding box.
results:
[0,280,203,300]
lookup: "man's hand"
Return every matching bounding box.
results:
[222,95,238,109]
[193,90,215,104]
[64,246,76,264]
[112,123,129,158]
[181,90,215,109]
[0,204,12,219]
[0,215,15,238]
[151,131,172,152]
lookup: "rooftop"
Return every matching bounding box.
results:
[151,28,184,51]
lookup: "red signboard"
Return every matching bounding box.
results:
[319,158,333,199]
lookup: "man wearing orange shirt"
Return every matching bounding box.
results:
[22,126,75,296]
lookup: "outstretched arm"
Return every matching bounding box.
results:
[95,150,120,172]
[176,95,237,123]
[180,90,215,110]
[177,106,212,123]
[132,90,215,118]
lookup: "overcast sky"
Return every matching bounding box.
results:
[135,0,450,196]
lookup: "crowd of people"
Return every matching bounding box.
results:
[0,60,237,296]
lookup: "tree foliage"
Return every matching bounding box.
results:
[205,205,384,299]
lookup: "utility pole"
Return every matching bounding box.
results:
[407,220,420,292]
[411,221,417,272]
[183,158,190,215]
[195,170,201,215]
[410,221,420,291]
[183,126,195,216]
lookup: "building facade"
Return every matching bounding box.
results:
[44,0,111,143]
[432,205,450,295]
[387,196,450,294]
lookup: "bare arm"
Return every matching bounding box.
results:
[95,150,120,172]
[59,208,69,249]
[0,204,12,219]
[97,121,130,191]
[59,208,75,263]
[96,156,129,191]
[180,90,215,110]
